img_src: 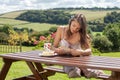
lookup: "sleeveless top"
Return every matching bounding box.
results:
[59,26,82,75]
[59,26,82,50]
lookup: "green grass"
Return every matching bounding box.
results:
[92,32,102,36]
[100,52,120,57]
[0,60,101,80]
[66,10,120,21]
[0,17,58,31]
[0,17,29,25]
[16,23,58,31]
[0,10,27,19]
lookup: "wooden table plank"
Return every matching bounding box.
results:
[1,52,120,68]
[0,54,120,72]
[0,50,120,80]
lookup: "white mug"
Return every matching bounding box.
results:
[44,43,52,51]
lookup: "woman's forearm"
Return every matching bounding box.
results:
[70,48,92,56]
[53,47,71,55]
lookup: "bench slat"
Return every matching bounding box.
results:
[44,66,110,79]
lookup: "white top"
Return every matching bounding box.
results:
[59,26,82,50]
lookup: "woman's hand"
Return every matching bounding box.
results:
[70,49,91,56]
[70,49,83,56]
[54,47,65,55]
[70,49,77,56]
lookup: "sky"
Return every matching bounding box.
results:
[0,0,120,14]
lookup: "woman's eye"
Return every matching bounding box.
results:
[72,24,76,27]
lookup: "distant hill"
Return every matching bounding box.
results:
[0,9,120,31]
[0,10,27,19]
[0,9,120,21]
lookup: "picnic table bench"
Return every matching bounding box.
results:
[0,50,120,80]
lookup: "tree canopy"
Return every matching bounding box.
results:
[103,23,120,51]
[104,11,120,23]
[16,10,72,24]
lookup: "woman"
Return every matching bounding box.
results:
[52,13,104,78]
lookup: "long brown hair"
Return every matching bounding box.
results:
[67,13,90,49]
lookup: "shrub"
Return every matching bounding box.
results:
[92,35,113,52]
[103,23,120,51]
[49,27,57,33]
[33,32,56,50]
[92,47,101,56]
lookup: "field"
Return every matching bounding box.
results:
[0,10,27,19]
[0,10,120,31]
[0,17,58,31]
[0,17,29,25]
[66,10,120,21]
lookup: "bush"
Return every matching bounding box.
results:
[0,32,8,40]
[103,23,120,51]
[104,11,120,23]
[49,27,57,33]
[92,47,101,56]
[92,35,113,52]
[33,32,56,50]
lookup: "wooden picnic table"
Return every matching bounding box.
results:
[0,50,120,80]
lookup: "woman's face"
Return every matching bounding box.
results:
[70,20,81,34]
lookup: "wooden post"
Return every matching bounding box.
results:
[19,38,22,52]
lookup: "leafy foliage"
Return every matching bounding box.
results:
[88,20,106,32]
[104,11,120,23]
[33,32,56,50]
[103,23,120,51]
[0,32,8,40]
[0,24,13,34]
[16,10,72,24]
[92,35,113,52]
[8,29,29,45]
[92,47,101,56]
[8,29,20,45]
[49,27,57,33]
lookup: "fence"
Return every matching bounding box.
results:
[0,39,22,53]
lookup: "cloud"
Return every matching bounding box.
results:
[0,0,120,14]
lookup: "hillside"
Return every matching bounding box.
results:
[0,10,27,19]
[0,10,120,31]
[67,10,120,21]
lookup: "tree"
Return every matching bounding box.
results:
[2,24,13,34]
[8,29,20,45]
[104,11,120,23]
[0,32,8,40]
[16,10,72,24]
[8,28,29,46]
[103,23,120,51]
[49,27,57,33]
[92,35,113,52]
